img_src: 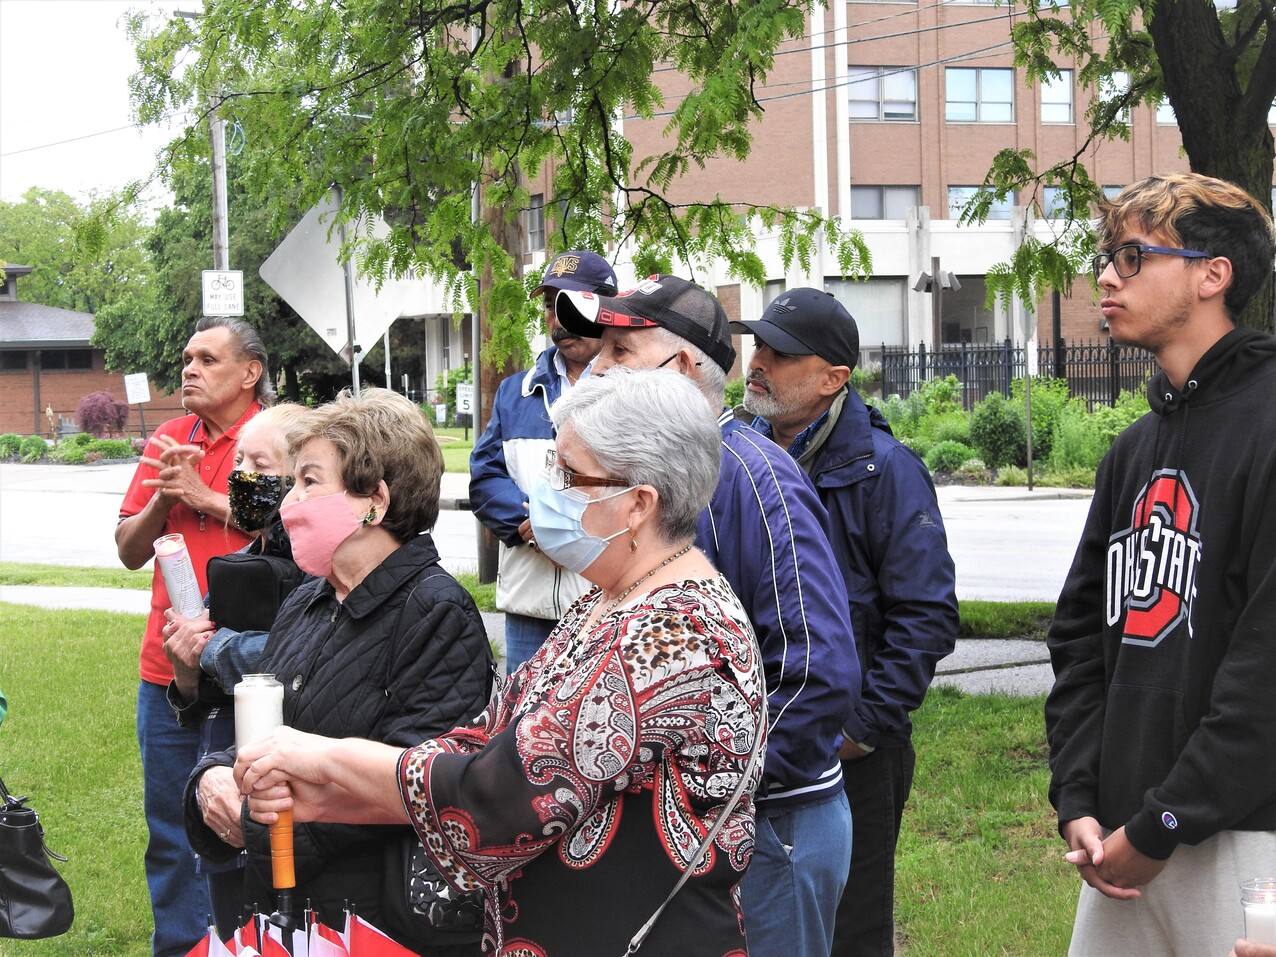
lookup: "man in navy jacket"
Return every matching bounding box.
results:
[556,275,859,957]
[738,288,959,957]
[470,251,618,673]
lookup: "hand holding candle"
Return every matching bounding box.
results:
[153,533,204,619]
[234,674,295,891]
[1242,879,1276,944]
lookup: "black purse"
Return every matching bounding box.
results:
[0,775,74,940]
[380,832,484,949]
[207,551,304,633]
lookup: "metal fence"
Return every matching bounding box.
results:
[880,338,1158,410]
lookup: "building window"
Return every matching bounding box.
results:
[1103,185,1124,200]
[1269,100,1276,125]
[1040,71,1074,123]
[1041,187,1068,219]
[526,194,545,253]
[1101,71,1131,123]
[948,186,1013,221]
[848,67,918,121]
[1156,97,1177,125]
[39,349,93,370]
[946,67,1014,122]
[850,185,920,220]
[1,351,26,372]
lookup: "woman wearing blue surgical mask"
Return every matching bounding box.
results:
[235,368,767,957]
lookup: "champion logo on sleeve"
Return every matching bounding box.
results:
[1161,811,1179,830]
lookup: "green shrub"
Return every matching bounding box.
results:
[1089,389,1149,447]
[724,377,745,409]
[1011,377,1071,462]
[1038,465,1099,488]
[88,439,136,459]
[0,433,21,457]
[994,465,1029,486]
[916,374,964,416]
[50,443,88,464]
[901,435,934,461]
[1048,407,1109,472]
[970,391,1027,468]
[69,432,95,447]
[925,440,976,473]
[19,435,48,462]
[955,458,991,483]
[917,410,971,446]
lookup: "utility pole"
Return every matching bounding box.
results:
[209,96,230,271]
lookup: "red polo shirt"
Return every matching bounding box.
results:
[119,403,261,685]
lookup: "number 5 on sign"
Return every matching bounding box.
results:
[202,270,245,317]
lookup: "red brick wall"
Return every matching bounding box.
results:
[0,350,185,438]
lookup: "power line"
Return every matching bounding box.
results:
[0,125,141,158]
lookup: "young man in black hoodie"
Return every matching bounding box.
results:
[1046,172,1276,956]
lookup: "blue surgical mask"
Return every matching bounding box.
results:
[527,478,634,576]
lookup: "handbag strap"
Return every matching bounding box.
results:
[621,715,765,956]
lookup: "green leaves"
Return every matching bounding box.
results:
[124,0,866,365]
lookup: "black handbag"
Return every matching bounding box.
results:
[207,551,304,634]
[0,775,74,940]
[380,832,484,949]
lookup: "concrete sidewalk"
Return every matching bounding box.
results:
[0,584,1051,696]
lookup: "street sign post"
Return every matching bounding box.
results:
[123,373,152,439]
[202,270,245,317]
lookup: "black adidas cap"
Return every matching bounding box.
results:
[732,287,859,369]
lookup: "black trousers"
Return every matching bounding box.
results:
[831,743,916,957]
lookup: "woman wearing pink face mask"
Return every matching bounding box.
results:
[184,388,494,950]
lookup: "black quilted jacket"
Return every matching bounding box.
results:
[186,532,494,932]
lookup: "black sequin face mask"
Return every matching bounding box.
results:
[228,470,291,531]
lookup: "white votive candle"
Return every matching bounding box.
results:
[1241,878,1276,944]
[234,674,284,748]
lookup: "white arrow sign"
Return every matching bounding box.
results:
[259,193,415,363]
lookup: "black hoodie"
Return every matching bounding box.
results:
[1046,325,1276,860]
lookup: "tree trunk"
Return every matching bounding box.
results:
[1151,0,1276,330]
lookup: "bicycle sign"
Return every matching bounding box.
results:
[201,269,245,317]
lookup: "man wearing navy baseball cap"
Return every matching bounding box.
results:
[557,275,861,957]
[737,287,959,957]
[470,251,619,672]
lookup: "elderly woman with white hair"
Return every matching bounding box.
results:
[235,367,766,956]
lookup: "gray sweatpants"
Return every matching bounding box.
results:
[1069,829,1276,957]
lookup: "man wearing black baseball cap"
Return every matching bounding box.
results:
[470,251,619,673]
[557,276,860,957]
[737,287,959,957]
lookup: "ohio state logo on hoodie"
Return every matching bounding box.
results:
[1105,469,1202,647]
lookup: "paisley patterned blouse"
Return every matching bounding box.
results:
[397,575,766,956]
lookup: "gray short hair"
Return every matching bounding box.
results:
[551,367,721,543]
[651,325,727,406]
[195,316,275,406]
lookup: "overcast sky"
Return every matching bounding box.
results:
[0,0,185,206]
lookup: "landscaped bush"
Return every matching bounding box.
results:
[50,443,88,465]
[970,391,1026,468]
[19,435,48,462]
[994,465,1029,486]
[1011,377,1071,462]
[75,391,130,438]
[89,439,136,459]
[1048,406,1110,472]
[724,377,745,409]
[924,440,977,473]
[0,433,21,458]
[69,432,95,447]
[131,437,148,456]
[917,410,971,446]
[1089,389,1150,447]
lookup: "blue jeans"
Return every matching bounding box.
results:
[503,612,557,676]
[740,791,852,957]
[137,680,210,957]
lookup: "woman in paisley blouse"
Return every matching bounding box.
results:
[236,366,766,956]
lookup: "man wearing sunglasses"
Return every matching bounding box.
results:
[470,250,619,674]
[1047,173,1276,957]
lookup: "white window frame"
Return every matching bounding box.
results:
[948,186,1013,221]
[848,67,918,122]
[945,67,1015,123]
[526,194,545,253]
[1040,71,1074,124]
[1101,71,1131,123]
[850,185,920,220]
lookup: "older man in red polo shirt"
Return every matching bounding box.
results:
[116,315,271,957]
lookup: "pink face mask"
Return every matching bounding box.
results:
[279,490,365,579]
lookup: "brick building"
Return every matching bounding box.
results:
[515,3,1254,370]
[0,265,182,437]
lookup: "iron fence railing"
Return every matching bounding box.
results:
[880,338,1158,410]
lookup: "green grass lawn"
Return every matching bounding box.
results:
[433,427,474,473]
[0,592,1075,955]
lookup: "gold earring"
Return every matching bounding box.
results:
[630,538,638,553]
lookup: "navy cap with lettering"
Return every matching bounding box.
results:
[732,287,859,370]
[529,250,619,298]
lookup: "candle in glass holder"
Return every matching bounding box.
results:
[234,674,284,748]
[1242,878,1276,944]
[153,533,204,619]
